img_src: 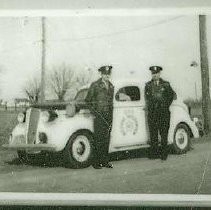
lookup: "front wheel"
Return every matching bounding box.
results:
[173,124,191,154]
[63,130,95,168]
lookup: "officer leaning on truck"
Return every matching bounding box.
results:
[145,66,177,161]
[85,65,114,169]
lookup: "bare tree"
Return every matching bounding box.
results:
[49,65,75,101]
[23,77,41,103]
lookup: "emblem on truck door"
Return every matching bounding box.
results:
[120,114,138,136]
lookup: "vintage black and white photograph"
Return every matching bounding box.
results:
[0,2,211,207]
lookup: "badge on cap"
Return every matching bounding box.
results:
[98,65,112,75]
[149,66,162,74]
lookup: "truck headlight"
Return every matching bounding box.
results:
[39,132,48,143]
[17,112,25,123]
[9,134,12,144]
[41,111,50,122]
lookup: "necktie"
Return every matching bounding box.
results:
[154,81,159,86]
[104,81,109,90]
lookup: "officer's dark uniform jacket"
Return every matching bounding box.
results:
[85,78,114,165]
[145,78,175,113]
[85,78,114,121]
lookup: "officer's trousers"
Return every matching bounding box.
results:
[148,110,170,156]
[93,113,112,165]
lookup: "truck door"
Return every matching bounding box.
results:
[109,85,148,152]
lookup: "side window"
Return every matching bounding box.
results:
[115,86,140,101]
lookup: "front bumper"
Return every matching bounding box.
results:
[2,144,57,152]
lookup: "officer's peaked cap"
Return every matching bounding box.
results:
[149,66,162,73]
[98,65,112,75]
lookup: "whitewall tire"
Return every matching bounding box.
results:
[63,130,94,168]
[173,124,191,154]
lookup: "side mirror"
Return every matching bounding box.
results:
[66,103,76,117]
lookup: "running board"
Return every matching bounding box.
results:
[114,144,150,149]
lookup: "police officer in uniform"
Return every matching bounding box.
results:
[145,66,176,160]
[85,65,114,169]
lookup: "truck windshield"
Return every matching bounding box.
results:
[74,89,88,101]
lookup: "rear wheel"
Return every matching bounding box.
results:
[63,130,94,168]
[173,124,191,154]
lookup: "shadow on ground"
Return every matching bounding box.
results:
[5,152,64,168]
[5,148,150,169]
[110,148,149,162]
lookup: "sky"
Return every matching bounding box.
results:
[0,15,209,103]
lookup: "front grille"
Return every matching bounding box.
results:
[26,108,40,144]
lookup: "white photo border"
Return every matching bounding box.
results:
[0,2,211,207]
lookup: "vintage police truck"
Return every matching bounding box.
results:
[3,79,199,168]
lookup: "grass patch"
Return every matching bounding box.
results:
[0,111,18,145]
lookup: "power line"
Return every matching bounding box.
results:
[0,16,184,54]
[46,16,184,43]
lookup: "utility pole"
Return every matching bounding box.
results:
[199,15,211,134]
[195,82,198,101]
[40,17,46,103]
